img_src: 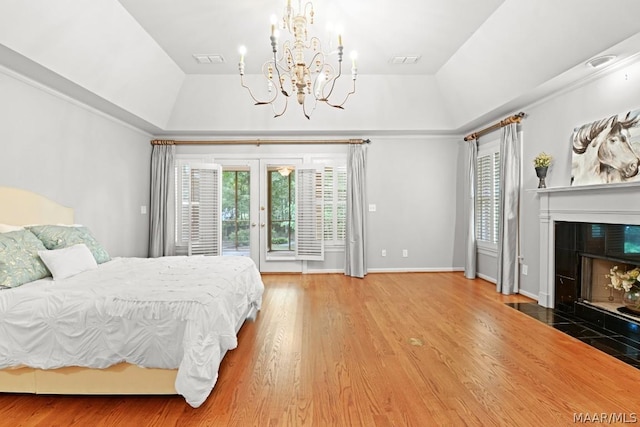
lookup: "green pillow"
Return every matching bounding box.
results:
[0,229,50,288]
[28,225,111,264]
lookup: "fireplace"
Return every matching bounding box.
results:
[536,183,640,309]
[537,185,640,343]
[554,221,640,316]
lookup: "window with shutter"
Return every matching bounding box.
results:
[475,142,500,246]
[295,165,324,260]
[321,164,347,245]
[175,161,222,256]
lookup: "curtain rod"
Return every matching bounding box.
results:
[463,112,526,141]
[151,138,371,146]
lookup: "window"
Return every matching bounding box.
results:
[307,160,347,248]
[221,169,250,256]
[476,143,500,246]
[268,167,296,253]
[265,161,346,258]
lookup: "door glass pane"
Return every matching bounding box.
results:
[268,167,296,253]
[222,169,250,256]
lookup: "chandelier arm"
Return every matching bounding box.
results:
[320,65,343,101]
[305,36,321,50]
[272,96,289,118]
[302,100,311,120]
[308,97,318,117]
[281,45,294,73]
[303,2,314,19]
[309,51,324,68]
[279,40,292,65]
[271,49,290,97]
[323,79,356,109]
[240,75,279,105]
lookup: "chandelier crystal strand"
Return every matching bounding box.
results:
[238,0,357,119]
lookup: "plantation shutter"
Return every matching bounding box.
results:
[492,151,501,244]
[476,154,493,242]
[177,162,222,256]
[321,165,347,244]
[336,165,347,241]
[323,166,334,241]
[295,165,324,261]
[475,150,500,244]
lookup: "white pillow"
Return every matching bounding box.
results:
[0,223,24,233]
[38,243,98,280]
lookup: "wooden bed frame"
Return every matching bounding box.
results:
[0,186,177,395]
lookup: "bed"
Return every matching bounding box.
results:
[0,186,264,408]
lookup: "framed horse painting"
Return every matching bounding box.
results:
[571,108,640,186]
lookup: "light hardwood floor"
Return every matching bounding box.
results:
[1,272,640,426]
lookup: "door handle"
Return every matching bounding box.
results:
[260,223,265,228]
[251,223,257,227]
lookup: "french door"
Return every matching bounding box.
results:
[218,158,302,272]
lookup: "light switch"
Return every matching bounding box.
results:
[141,205,147,215]
[368,204,377,212]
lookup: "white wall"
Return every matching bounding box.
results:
[0,0,185,129]
[471,56,640,298]
[0,67,152,257]
[166,74,454,133]
[436,0,640,129]
[176,136,465,272]
[366,137,464,271]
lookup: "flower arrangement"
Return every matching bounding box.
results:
[533,152,552,168]
[606,265,640,292]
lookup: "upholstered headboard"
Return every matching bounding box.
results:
[0,187,74,226]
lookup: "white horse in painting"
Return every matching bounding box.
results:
[571,111,640,185]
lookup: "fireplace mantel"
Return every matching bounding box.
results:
[536,183,640,308]
[533,181,640,194]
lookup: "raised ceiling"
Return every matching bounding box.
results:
[3,0,640,134]
[116,0,506,75]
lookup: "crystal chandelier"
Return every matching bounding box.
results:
[238,0,358,119]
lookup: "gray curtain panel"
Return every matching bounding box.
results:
[149,144,176,257]
[497,123,521,294]
[465,139,478,279]
[345,143,367,278]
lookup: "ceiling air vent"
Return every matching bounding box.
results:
[390,56,421,65]
[193,54,225,64]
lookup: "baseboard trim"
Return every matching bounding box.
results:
[367,267,465,273]
[518,289,539,302]
[269,267,467,275]
[477,272,496,284]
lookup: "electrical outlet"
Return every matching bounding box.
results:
[368,204,377,212]
[140,205,147,215]
[381,249,387,257]
[522,264,528,275]
[402,249,408,257]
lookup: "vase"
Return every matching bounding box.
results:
[535,166,548,189]
[622,287,640,314]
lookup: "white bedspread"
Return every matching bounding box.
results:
[0,255,264,408]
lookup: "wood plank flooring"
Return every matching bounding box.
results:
[1,272,640,426]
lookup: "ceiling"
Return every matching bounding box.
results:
[116,0,505,75]
[4,0,640,134]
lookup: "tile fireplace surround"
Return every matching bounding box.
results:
[533,183,640,368]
